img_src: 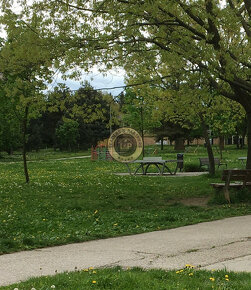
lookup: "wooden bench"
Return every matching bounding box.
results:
[199,157,227,170]
[210,169,251,203]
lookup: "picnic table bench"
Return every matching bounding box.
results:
[210,169,251,203]
[132,157,183,175]
[199,157,227,170]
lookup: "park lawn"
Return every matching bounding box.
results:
[0,151,250,254]
[2,267,251,290]
[0,148,91,162]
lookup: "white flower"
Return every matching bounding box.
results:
[14,288,19,290]
[51,286,56,289]
[31,288,36,290]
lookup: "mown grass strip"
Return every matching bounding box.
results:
[2,267,251,290]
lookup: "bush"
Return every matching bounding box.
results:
[184,163,202,172]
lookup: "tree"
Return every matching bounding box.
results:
[45,83,120,150]
[6,1,250,166]
[56,118,79,151]
[119,89,160,155]
[0,11,58,182]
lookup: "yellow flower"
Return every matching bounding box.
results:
[94,210,98,214]
[225,275,229,278]
[92,281,97,284]
[89,267,94,270]
[210,277,215,282]
[189,273,193,276]
[113,223,118,226]
[225,278,229,281]
[93,271,97,274]
[176,271,180,274]
[83,269,88,272]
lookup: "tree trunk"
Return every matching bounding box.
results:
[7,147,13,155]
[22,106,29,183]
[201,120,215,175]
[236,135,240,149]
[241,133,245,149]
[160,137,164,150]
[219,135,224,159]
[174,137,185,151]
[246,112,251,169]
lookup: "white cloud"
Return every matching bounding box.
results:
[49,69,125,96]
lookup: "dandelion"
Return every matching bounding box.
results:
[83,268,89,272]
[51,285,56,289]
[93,271,97,274]
[210,277,215,282]
[226,278,229,281]
[189,273,193,276]
[89,267,94,270]
[113,223,118,226]
[92,281,97,284]
[225,275,229,278]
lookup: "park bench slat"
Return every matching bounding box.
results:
[143,157,163,162]
[199,157,227,170]
[211,169,251,203]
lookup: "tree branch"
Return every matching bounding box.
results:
[227,0,251,38]
[244,0,251,17]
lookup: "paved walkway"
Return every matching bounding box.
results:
[0,215,251,286]
[115,172,208,177]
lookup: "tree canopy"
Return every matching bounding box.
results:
[1,0,251,167]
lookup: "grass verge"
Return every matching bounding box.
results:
[1,267,251,290]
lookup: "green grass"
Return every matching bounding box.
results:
[0,145,250,254]
[0,148,91,162]
[2,267,251,289]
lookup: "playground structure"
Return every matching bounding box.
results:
[91,144,113,161]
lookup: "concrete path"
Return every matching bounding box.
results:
[0,215,251,286]
[115,172,208,177]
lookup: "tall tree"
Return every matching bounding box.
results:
[0,11,57,182]
[5,0,250,166]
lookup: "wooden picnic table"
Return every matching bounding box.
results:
[128,157,183,175]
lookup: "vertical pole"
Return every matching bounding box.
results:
[140,105,145,157]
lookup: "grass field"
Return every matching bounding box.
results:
[0,145,250,254]
[2,267,251,290]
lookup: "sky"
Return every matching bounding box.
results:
[1,1,126,97]
[53,70,125,97]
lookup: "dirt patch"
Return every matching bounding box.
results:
[177,196,211,207]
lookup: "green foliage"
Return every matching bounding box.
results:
[120,89,160,132]
[56,118,80,151]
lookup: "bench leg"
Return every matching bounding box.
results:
[134,164,145,175]
[125,163,132,175]
[223,187,231,203]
